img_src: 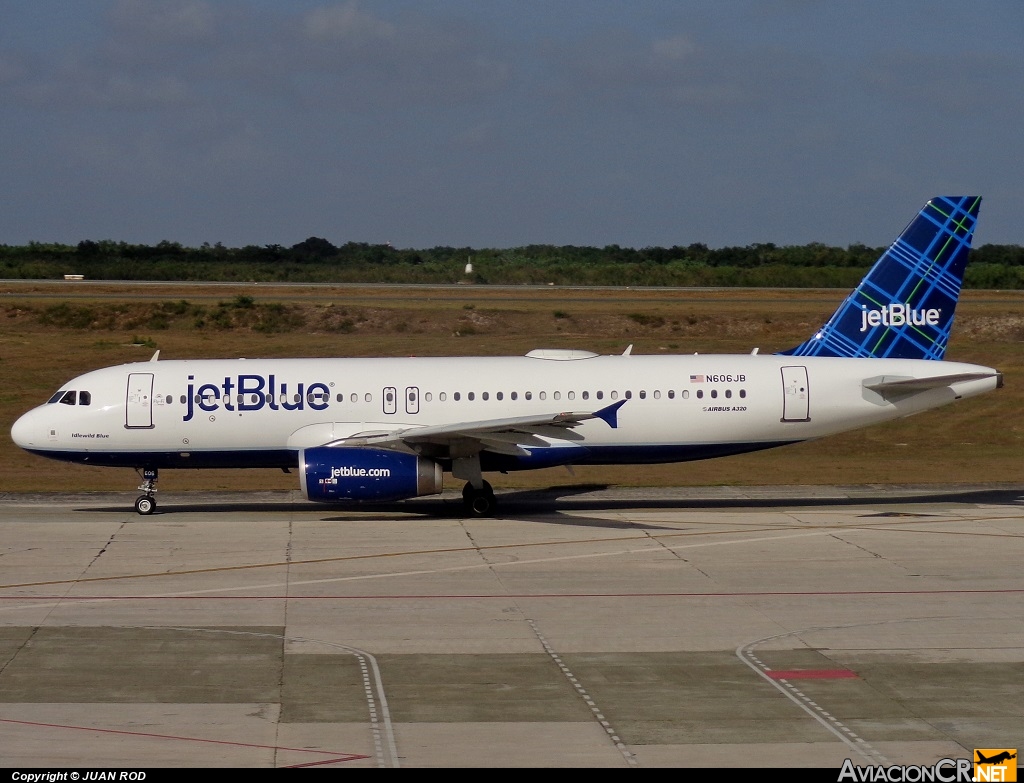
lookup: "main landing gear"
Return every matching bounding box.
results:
[453,455,497,517]
[462,480,496,517]
[135,468,158,515]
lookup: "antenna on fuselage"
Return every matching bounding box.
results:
[150,350,160,362]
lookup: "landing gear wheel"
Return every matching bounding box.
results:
[135,467,159,515]
[462,480,496,517]
[462,479,492,500]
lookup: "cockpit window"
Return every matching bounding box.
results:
[46,389,92,405]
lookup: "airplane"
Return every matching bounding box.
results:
[10,196,1002,517]
[976,751,1016,765]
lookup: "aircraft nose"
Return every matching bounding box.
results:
[11,410,38,448]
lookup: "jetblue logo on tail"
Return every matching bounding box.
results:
[860,304,941,332]
[781,196,981,361]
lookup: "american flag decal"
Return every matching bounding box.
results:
[690,374,705,383]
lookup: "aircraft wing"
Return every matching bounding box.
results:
[325,400,626,457]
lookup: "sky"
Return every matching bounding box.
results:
[1,0,1022,250]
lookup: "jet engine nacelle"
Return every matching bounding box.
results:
[300,446,443,503]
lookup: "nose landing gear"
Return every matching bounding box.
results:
[135,468,158,515]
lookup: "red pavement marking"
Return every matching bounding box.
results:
[765,669,858,679]
[0,717,369,766]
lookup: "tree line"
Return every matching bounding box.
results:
[2,237,1023,288]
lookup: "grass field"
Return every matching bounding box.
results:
[2,281,1021,494]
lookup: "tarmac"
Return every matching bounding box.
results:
[0,483,1021,769]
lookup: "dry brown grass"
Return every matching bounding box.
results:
[2,282,1021,493]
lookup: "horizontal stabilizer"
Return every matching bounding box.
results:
[863,371,1001,399]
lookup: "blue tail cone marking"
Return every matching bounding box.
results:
[780,196,981,360]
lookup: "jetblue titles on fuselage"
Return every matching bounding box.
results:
[183,373,331,421]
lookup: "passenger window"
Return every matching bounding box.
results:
[696,390,703,399]
[454,392,461,401]
[596,391,604,400]
[539,391,546,400]
[568,391,575,400]
[525,391,532,400]
[740,389,746,398]
[653,390,661,399]
[668,390,675,399]
[496,392,502,401]
[625,390,632,399]
[682,390,689,399]
[180,395,186,404]
[582,391,589,400]
[468,392,475,401]
[611,391,618,400]
[553,391,561,401]
[639,390,647,399]
[350,393,358,403]
[336,393,343,402]
[80,391,92,406]
[364,393,372,403]
[710,390,718,399]
[511,391,518,400]
[725,389,732,399]
[439,392,447,401]
[425,392,433,402]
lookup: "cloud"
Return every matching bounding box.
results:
[861,50,1013,113]
[109,0,217,43]
[302,3,395,46]
[0,2,513,113]
[294,3,512,107]
[539,27,824,120]
[651,34,697,61]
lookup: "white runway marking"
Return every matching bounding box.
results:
[738,625,896,765]
[526,618,638,768]
[146,626,400,768]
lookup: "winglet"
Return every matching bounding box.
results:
[594,399,627,429]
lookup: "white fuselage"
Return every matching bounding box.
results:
[10,351,1000,472]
